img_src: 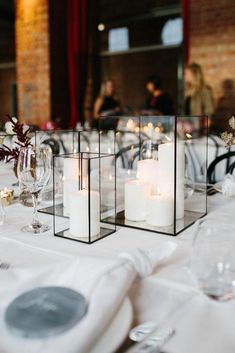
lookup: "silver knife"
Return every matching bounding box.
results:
[124,327,175,353]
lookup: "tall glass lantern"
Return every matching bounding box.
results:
[53,152,116,244]
[104,115,208,236]
[37,129,115,215]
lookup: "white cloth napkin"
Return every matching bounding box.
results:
[0,238,177,353]
[221,174,235,197]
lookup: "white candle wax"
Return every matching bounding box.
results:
[146,194,173,227]
[63,158,79,180]
[70,190,100,238]
[63,179,79,215]
[63,157,88,215]
[125,179,151,221]
[158,142,185,219]
[63,158,87,180]
[137,159,159,193]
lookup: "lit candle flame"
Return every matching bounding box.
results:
[143,126,148,133]
[165,135,172,142]
[126,119,134,130]
[186,133,192,139]
[134,126,140,133]
[155,126,160,133]
[147,122,153,129]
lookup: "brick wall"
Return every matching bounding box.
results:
[0,5,16,125]
[15,0,50,125]
[189,0,235,131]
[0,67,16,122]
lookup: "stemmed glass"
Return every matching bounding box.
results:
[17,146,52,233]
[191,219,235,301]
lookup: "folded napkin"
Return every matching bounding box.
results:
[221,174,235,197]
[0,239,177,353]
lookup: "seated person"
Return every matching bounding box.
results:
[144,75,173,115]
[93,80,121,129]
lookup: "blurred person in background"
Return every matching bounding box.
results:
[93,80,122,129]
[145,75,173,115]
[184,63,214,117]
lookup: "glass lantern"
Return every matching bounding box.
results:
[53,152,116,244]
[104,115,208,236]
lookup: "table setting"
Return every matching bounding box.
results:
[1,116,235,353]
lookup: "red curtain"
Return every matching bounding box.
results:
[67,0,88,128]
[182,0,190,63]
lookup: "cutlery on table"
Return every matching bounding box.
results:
[125,322,175,353]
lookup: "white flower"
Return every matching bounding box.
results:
[5,117,17,135]
[229,116,235,130]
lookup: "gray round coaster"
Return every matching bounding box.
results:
[5,286,88,338]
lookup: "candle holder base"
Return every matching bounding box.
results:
[103,208,206,236]
[55,227,116,244]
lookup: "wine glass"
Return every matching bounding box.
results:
[17,146,52,233]
[191,219,235,301]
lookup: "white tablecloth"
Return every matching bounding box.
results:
[1,162,235,353]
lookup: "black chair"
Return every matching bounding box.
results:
[207,151,235,184]
[115,143,140,169]
[42,138,60,155]
[115,141,159,169]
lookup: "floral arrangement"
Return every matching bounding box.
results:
[0,115,32,165]
[221,116,235,148]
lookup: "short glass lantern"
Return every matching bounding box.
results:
[53,152,116,244]
[34,129,80,154]
[104,115,208,236]
[38,129,115,215]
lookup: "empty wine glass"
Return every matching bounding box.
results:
[17,146,52,233]
[191,219,235,301]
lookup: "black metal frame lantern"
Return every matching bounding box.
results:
[104,115,208,236]
[53,152,116,244]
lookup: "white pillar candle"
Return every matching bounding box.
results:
[63,179,79,215]
[137,159,159,193]
[63,157,88,215]
[63,158,79,180]
[63,157,87,180]
[70,190,100,238]
[146,194,173,227]
[125,179,151,221]
[158,142,185,219]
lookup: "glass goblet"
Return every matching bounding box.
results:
[191,219,235,301]
[17,146,52,234]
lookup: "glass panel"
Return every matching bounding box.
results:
[54,153,116,244]
[104,115,207,236]
[177,116,207,233]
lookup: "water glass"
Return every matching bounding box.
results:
[17,146,51,233]
[191,219,235,301]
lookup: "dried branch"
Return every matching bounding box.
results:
[0,115,32,165]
